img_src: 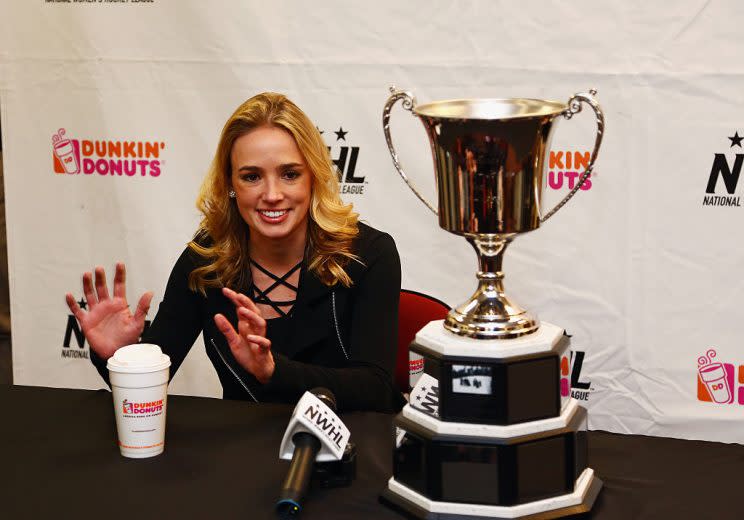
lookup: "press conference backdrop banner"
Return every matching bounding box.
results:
[1,1,742,444]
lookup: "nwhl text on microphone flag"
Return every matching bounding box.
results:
[279,391,350,462]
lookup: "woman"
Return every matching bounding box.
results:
[66,92,404,413]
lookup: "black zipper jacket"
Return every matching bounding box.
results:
[92,222,404,413]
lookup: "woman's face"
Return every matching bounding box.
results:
[229,125,313,246]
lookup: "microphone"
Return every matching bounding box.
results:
[276,387,350,518]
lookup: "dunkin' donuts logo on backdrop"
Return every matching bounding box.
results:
[560,354,570,398]
[321,126,366,195]
[547,150,593,191]
[702,132,743,207]
[122,399,164,417]
[52,128,166,177]
[697,349,744,405]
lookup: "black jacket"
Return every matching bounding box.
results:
[93,222,404,413]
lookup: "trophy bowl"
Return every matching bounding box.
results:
[383,88,604,339]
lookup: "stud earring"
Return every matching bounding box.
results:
[228,190,236,198]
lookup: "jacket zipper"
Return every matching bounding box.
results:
[209,337,259,402]
[331,290,349,360]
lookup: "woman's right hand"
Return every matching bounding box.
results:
[65,262,153,360]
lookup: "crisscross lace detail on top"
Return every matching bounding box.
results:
[248,259,303,317]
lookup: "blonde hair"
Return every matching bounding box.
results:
[188,92,359,294]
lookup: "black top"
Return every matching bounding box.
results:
[92,222,405,413]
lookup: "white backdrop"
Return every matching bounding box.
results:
[1,0,743,443]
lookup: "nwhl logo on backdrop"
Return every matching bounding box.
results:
[561,331,594,402]
[322,126,366,195]
[52,128,166,177]
[702,132,743,207]
[569,351,593,402]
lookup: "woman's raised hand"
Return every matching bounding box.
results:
[214,287,275,384]
[65,263,153,360]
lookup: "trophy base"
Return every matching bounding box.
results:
[381,469,602,520]
[444,310,539,340]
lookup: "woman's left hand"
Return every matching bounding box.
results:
[214,287,275,384]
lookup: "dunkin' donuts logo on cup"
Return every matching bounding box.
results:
[52,128,165,177]
[409,352,424,384]
[697,349,744,405]
[122,398,164,417]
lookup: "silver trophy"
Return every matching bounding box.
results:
[383,88,604,339]
[382,88,606,519]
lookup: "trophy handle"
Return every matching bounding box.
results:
[540,89,605,222]
[383,86,438,215]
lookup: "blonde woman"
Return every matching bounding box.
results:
[66,93,403,412]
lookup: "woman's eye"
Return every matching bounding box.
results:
[283,170,300,180]
[241,173,260,183]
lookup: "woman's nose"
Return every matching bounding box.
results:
[262,178,284,202]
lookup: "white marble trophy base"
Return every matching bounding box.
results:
[415,320,565,359]
[384,469,602,520]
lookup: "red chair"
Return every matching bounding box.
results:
[395,289,450,392]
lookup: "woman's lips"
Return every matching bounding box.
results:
[257,209,290,224]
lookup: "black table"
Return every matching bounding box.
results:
[1,385,742,520]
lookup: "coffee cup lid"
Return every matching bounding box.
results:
[107,343,171,373]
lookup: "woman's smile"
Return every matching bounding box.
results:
[257,209,290,223]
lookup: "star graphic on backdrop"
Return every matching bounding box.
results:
[77,298,87,310]
[316,126,324,135]
[416,395,422,401]
[729,132,743,148]
[334,127,348,141]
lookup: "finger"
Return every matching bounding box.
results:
[94,266,110,301]
[250,344,267,359]
[246,334,271,353]
[214,313,243,351]
[133,291,153,322]
[237,305,264,325]
[237,319,254,342]
[82,271,97,308]
[238,307,266,332]
[221,287,244,309]
[222,287,262,316]
[65,293,85,322]
[234,291,261,316]
[113,262,126,299]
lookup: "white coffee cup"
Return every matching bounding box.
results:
[107,344,171,458]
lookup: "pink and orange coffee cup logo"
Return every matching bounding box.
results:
[52,128,165,177]
[697,349,743,405]
[52,129,80,174]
